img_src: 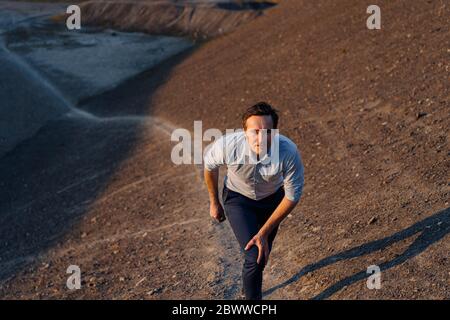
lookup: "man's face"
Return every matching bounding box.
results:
[244,115,274,155]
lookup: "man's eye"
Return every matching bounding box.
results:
[247,129,272,136]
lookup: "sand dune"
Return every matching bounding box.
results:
[53,0,278,40]
[0,46,71,158]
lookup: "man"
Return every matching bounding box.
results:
[203,102,304,300]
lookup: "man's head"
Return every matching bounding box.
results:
[242,102,279,155]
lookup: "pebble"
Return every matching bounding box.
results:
[368,216,378,225]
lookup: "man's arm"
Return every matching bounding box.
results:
[245,146,304,264]
[204,168,226,222]
[259,197,298,236]
[203,136,226,222]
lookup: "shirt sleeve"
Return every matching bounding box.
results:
[204,135,226,171]
[282,146,304,202]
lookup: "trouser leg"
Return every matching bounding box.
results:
[241,227,278,300]
[223,191,280,300]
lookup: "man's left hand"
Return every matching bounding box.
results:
[245,232,269,265]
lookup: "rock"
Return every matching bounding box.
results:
[417,111,427,119]
[207,273,216,283]
[135,277,147,287]
[368,216,378,225]
[148,287,163,295]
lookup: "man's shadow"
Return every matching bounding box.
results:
[263,206,449,299]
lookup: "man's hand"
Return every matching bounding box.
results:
[210,201,226,223]
[244,196,299,265]
[245,232,269,265]
[204,168,226,223]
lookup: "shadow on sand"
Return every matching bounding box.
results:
[0,47,196,284]
[217,1,277,11]
[263,206,449,299]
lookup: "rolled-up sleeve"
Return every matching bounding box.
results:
[282,147,304,202]
[204,136,225,171]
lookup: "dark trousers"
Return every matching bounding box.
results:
[222,184,285,300]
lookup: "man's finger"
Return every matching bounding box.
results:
[256,243,263,264]
[245,238,254,251]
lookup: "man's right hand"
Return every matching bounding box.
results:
[210,201,226,223]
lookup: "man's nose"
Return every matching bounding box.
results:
[257,133,269,146]
[257,130,269,140]
[256,133,264,144]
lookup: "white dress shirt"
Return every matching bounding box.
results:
[204,130,304,202]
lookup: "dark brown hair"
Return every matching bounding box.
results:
[242,102,279,130]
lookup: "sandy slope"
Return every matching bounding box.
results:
[147,0,450,299]
[0,0,448,299]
